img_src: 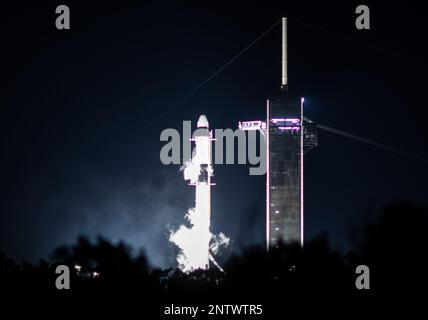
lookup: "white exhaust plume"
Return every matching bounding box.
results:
[169,115,229,273]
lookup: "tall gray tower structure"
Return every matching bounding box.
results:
[239,18,317,250]
[266,18,303,248]
[266,97,304,248]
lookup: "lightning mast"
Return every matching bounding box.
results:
[281,17,288,91]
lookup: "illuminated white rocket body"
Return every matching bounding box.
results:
[170,115,228,273]
[183,115,213,269]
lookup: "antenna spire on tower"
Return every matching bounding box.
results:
[281,17,288,92]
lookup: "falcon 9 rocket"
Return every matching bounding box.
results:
[170,115,228,273]
[184,115,213,270]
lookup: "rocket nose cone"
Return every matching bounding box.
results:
[197,115,209,128]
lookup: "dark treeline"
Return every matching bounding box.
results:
[1,203,427,312]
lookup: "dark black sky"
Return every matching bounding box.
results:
[1,0,427,267]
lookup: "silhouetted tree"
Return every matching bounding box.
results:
[1,202,426,304]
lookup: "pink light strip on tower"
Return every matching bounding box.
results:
[266,99,270,252]
[300,97,304,246]
[278,126,300,130]
[271,118,300,124]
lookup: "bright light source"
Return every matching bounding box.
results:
[301,97,305,103]
[169,115,229,274]
[74,265,81,272]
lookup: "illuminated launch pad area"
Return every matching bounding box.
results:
[170,17,320,270]
[170,17,319,270]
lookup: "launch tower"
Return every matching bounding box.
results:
[239,18,317,250]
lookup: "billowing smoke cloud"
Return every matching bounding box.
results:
[169,138,229,273]
[3,163,190,268]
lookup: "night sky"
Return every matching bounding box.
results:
[1,1,427,268]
